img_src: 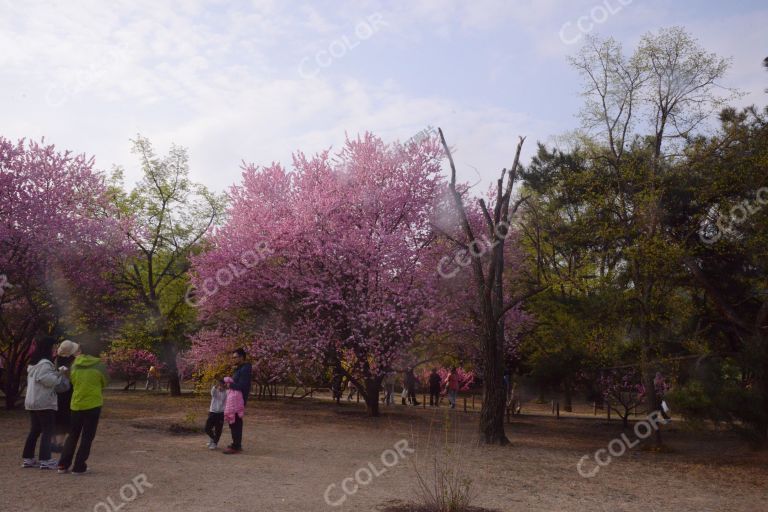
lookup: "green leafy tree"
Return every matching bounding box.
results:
[110,136,225,395]
[569,27,735,425]
[666,106,768,441]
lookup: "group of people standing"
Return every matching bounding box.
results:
[21,337,108,474]
[429,367,462,408]
[395,366,462,408]
[334,366,464,408]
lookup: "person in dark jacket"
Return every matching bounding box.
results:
[428,368,442,407]
[331,371,343,404]
[404,368,419,406]
[223,348,252,454]
[52,340,78,453]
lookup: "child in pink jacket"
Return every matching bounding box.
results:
[222,376,245,426]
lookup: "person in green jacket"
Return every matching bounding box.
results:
[57,345,108,474]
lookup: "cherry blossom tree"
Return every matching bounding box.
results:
[103,347,162,390]
[0,137,129,408]
[190,133,446,416]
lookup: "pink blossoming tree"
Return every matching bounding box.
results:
[103,347,162,390]
[190,133,446,416]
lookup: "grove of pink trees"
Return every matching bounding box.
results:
[0,131,535,435]
[187,132,536,423]
[190,133,452,416]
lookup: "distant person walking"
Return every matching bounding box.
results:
[346,379,357,401]
[383,371,396,405]
[654,372,672,424]
[145,365,159,391]
[445,367,460,409]
[428,368,442,407]
[223,348,251,454]
[404,368,419,406]
[58,344,108,474]
[22,337,70,470]
[205,379,227,450]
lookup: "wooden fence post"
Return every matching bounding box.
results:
[472,395,475,410]
[463,396,467,412]
[556,402,560,419]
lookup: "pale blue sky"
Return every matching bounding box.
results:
[1,0,766,191]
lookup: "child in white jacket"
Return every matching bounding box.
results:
[22,337,70,469]
[204,380,227,449]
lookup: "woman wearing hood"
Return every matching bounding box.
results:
[22,336,70,469]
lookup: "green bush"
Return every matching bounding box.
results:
[668,357,767,444]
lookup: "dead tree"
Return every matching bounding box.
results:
[438,128,539,445]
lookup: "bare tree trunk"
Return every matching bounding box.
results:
[639,314,662,445]
[363,378,380,417]
[479,332,508,445]
[753,333,768,441]
[167,368,181,396]
[438,128,533,446]
[161,341,182,396]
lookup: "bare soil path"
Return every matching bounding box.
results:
[0,391,766,512]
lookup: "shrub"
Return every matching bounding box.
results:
[668,357,767,444]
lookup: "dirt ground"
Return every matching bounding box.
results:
[1,391,766,512]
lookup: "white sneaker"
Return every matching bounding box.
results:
[21,458,38,468]
[208,442,217,450]
[39,459,58,470]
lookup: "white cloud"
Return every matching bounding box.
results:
[0,0,764,196]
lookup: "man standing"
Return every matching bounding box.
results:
[428,368,442,407]
[223,348,251,454]
[404,368,419,406]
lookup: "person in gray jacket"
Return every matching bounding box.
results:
[22,337,69,470]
